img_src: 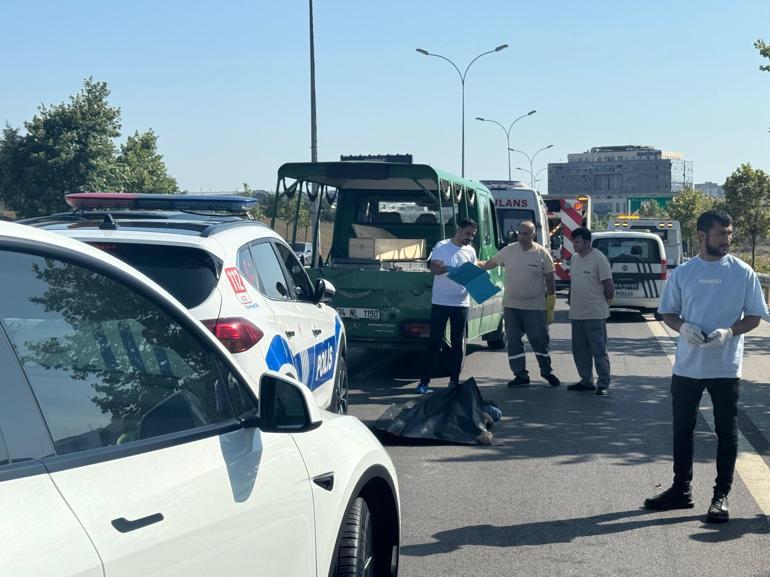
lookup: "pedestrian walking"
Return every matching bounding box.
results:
[644,210,768,523]
[567,227,614,395]
[417,218,478,394]
[480,220,560,387]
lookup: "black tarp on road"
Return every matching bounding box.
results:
[373,378,495,445]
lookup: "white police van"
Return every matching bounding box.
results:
[591,230,668,314]
[23,193,349,413]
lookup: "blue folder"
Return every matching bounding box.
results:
[447,262,501,304]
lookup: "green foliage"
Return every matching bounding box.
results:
[115,130,177,193]
[756,38,770,72]
[0,78,177,218]
[723,163,770,269]
[638,200,669,218]
[667,187,715,255]
[592,213,611,231]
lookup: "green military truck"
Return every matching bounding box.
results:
[274,161,506,352]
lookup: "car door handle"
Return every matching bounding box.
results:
[111,513,164,533]
[312,329,322,336]
[313,472,334,492]
[285,330,295,338]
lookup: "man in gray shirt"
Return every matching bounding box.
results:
[567,227,614,395]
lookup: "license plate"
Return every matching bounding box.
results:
[337,307,380,320]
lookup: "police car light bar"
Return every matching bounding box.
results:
[65,193,259,213]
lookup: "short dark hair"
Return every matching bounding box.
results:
[697,210,732,233]
[572,227,592,242]
[458,218,478,230]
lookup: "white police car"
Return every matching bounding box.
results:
[0,220,399,577]
[24,193,348,412]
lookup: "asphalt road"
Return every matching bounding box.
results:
[347,296,770,577]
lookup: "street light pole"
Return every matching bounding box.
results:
[476,110,536,180]
[417,44,508,177]
[516,166,548,187]
[509,144,554,189]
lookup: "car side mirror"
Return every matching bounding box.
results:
[506,230,518,244]
[314,278,336,304]
[258,372,322,433]
[550,236,562,250]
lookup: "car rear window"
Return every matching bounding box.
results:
[88,243,221,308]
[593,238,661,263]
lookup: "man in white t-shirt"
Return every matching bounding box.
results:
[417,218,478,393]
[644,210,768,523]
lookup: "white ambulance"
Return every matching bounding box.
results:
[482,180,549,247]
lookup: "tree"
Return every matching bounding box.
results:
[115,130,178,193]
[0,78,177,218]
[638,200,669,218]
[723,163,770,269]
[757,39,770,132]
[667,187,715,256]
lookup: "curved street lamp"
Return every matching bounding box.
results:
[509,144,554,189]
[417,44,508,177]
[476,110,536,180]
[516,166,548,184]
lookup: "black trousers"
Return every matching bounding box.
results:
[671,374,740,495]
[420,304,468,384]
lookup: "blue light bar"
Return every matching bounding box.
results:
[65,193,259,213]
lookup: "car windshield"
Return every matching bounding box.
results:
[291,242,310,251]
[87,243,222,308]
[593,237,661,263]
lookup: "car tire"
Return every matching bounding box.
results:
[486,317,506,350]
[331,356,349,414]
[334,498,374,577]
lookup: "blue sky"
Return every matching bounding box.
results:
[2,0,769,192]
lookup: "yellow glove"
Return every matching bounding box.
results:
[546,294,556,324]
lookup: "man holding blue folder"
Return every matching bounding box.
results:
[417,218,479,394]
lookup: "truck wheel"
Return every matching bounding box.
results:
[331,356,349,414]
[486,318,506,350]
[333,498,374,577]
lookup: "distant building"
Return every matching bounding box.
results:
[547,145,693,215]
[694,181,724,198]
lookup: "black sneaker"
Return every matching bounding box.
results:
[706,493,729,523]
[567,382,596,391]
[595,387,609,396]
[544,373,561,387]
[507,375,530,387]
[643,485,694,510]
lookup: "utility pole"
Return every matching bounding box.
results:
[308,0,321,266]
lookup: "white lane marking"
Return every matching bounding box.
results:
[648,320,770,514]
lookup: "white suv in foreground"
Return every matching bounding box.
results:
[24,193,348,412]
[0,220,399,577]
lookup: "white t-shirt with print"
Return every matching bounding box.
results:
[429,239,477,307]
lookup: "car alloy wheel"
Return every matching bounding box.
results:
[333,356,349,414]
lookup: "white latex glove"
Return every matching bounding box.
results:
[703,328,733,347]
[679,322,706,346]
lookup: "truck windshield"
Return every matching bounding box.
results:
[355,197,453,225]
